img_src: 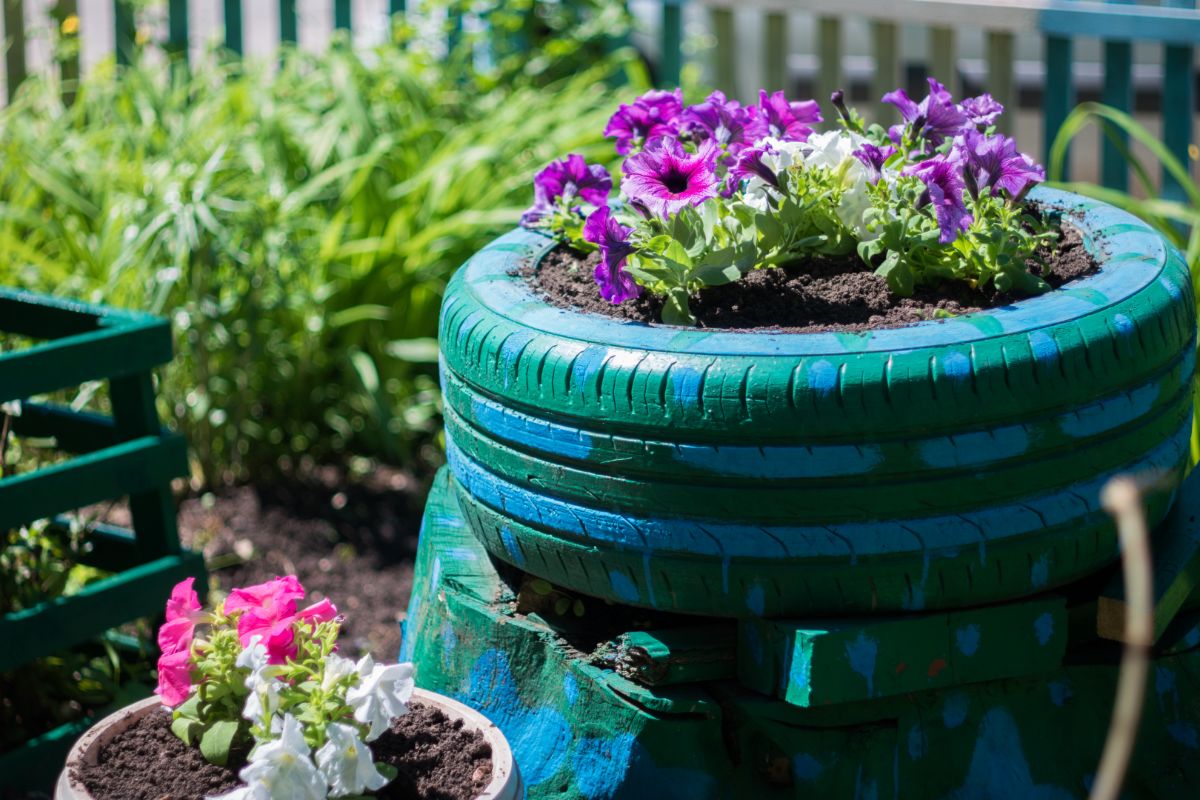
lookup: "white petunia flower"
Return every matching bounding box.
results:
[321,652,356,693]
[235,715,327,800]
[242,666,282,725]
[316,722,389,797]
[346,655,415,742]
[799,130,880,240]
[236,635,270,674]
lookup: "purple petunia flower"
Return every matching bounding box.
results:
[955,129,1045,199]
[852,142,897,184]
[904,155,973,243]
[883,78,969,146]
[959,94,1004,128]
[746,90,823,142]
[583,206,640,304]
[731,141,780,188]
[521,155,612,225]
[680,91,752,151]
[622,137,721,219]
[604,89,685,156]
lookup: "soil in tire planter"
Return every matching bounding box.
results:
[526,222,1097,332]
[76,704,492,800]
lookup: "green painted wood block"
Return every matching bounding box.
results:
[738,598,1067,707]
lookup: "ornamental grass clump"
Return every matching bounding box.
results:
[154,577,414,798]
[521,79,1053,324]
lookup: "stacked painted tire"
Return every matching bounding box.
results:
[439,188,1196,617]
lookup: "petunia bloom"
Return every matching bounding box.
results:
[904,156,974,243]
[583,206,640,304]
[852,142,897,184]
[155,649,193,707]
[955,129,1045,199]
[221,715,326,800]
[316,722,389,797]
[883,78,969,146]
[959,94,1004,128]
[604,89,684,155]
[225,576,304,619]
[732,141,781,188]
[521,155,612,225]
[347,655,415,742]
[680,91,752,151]
[297,598,338,626]
[622,137,720,219]
[746,90,822,142]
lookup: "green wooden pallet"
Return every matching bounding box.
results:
[0,287,204,787]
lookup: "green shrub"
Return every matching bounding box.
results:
[0,31,644,486]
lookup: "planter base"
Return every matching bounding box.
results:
[404,467,1200,799]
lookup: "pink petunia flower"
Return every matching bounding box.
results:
[583,206,640,305]
[225,576,305,619]
[622,137,721,219]
[156,649,193,707]
[297,598,339,625]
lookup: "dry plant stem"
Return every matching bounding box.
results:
[1091,476,1155,800]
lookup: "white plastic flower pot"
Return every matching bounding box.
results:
[56,689,522,800]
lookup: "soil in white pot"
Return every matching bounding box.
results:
[74,703,493,800]
[525,219,1097,332]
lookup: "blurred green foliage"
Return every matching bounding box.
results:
[1047,102,1200,466]
[0,12,644,486]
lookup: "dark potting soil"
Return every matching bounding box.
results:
[74,708,244,800]
[77,704,492,800]
[371,704,494,800]
[525,222,1098,332]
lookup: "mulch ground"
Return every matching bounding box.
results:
[176,465,427,660]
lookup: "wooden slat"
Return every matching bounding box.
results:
[57,0,80,104]
[870,21,899,124]
[279,0,297,44]
[223,0,242,55]
[1162,0,1195,203]
[113,0,134,66]
[110,372,180,560]
[167,0,187,62]
[0,322,172,405]
[5,0,27,103]
[660,1,683,88]
[763,12,787,92]
[0,434,187,532]
[985,31,1016,136]
[815,17,842,112]
[1043,35,1074,178]
[0,552,205,669]
[1098,466,1200,644]
[391,0,406,14]
[1101,0,1135,191]
[738,597,1068,707]
[710,7,735,98]
[929,26,956,97]
[335,0,351,31]
[9,402,121,454]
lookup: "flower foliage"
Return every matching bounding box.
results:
[520,79,1053,324]
[154,577,414,798]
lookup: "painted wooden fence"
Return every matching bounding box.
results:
[654,0,1199,197]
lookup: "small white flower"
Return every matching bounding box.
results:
[316,722,389,797]
[236,635,269,673]
[321,653,356,692]
[346,655,415,742]
[236,715,327,800]
[242,667,282,725]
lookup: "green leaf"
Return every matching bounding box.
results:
[554,597,570,615]
[385,338,441,364]
[199,719,242,767]
[875,253,914,297]
[531,578,554,596]
[170,717,201,746]
[661,288,695,326]
[376,763,399,781]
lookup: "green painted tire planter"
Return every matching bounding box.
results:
[440,187,1196,617]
